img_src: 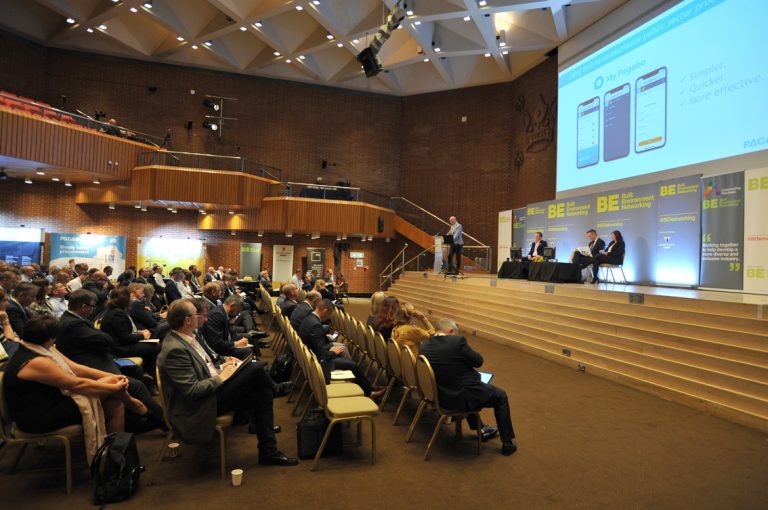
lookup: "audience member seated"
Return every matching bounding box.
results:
[367,291,386,328]
[157,299,298,466]
[128,283,161,334]
[526,231,547,261]
[81,271,110,320]
[201,281,223,309]
[1,288,20,359]
[334,272,346,296]
[165,267,190,304]
[373,295,400,340]
[420,318,518,456]
[391,302,435,353]
[66,271,88,293]
[298,299,384,399]
[279,284,299,318]
[151,265,166,292]
[0,270,20,293]
[258,270,272,292]
[590,230,626,284]
[47,282,69,318]
[202,294,254,359]
[203,266,217,284]
[29,279,55,318]
[55,289,164,433]
[301,273,314,292]
[290,291,321,332]
[117,266,136,287]
[19,265,35,282]
[290,269,302,288]
[100,287,160,388]
[187,265,202,294]
[313,278,334,301]
[133,267,150,285]
[7,282,37,338]
[275,283,290,306]
[2,316,147,461]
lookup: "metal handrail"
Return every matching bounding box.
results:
[379,243,409,290]
[390,196,490,248]
[138,150,282,181]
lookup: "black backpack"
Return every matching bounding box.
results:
[269,354,294,383]
[91,432,144,506]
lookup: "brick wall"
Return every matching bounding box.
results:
[0,179,398,293]
[399,58,558,258]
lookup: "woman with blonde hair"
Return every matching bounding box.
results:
[391,302,434,353]
[367,291,386,327]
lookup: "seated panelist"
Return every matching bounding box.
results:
[526,232,547,261]
[591,230,626,284]
[572,229,606,269]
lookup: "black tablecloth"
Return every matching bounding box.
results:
[498,261,582,283]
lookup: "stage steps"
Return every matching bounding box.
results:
[388,272,768,432]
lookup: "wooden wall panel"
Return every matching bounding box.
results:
[0,107,153,180]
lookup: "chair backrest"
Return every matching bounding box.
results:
[0,372,14,439]
[400,345,418,390]
[339,282,349,294]
[373,331,388,371]
[310,356,329,408]
[154,367,173,431]
[416,355,439,407]
[386,339,402,379]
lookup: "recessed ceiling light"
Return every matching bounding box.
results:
[484,52,491,57]
[463,15,471,21]
[66,17,76,24]
[35,169,45,175]
[192,44,198,49]
[414,21,421,26]
[337,42,343,47]
[299,55,306,59]
[285,59,292,63]
[130,7,137,13]
[352,38,359,43]
[406,9,414,16]
[199,209,206,214]
[99,24,107,30]
[502,50,509,55]
[171,209,178,214]
[176,35,184,41]
[478,0,487,6]
[65,180,72,187]
[204,41,212,46]
[296,5,303,10]
[141,206,147,212]
[93,177,101,184]
[135,203,142,209]
[499,41,506,47]
[228,210,234,215]
[24,177,32,184]
[326,33,333,40]
[313,0,320,4]
[254,21,262,28]
[51,176,60,182]
[240,26,247,31]
[86,27,94,33]
[423,58,430,62]
[434,46,441,52]
[108,203,116,210]
[273,51,280,56]
[144,1,153,8]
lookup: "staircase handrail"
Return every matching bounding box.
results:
[380,243,410,290]
[389,196,490,248]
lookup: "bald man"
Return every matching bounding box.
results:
[446,215,464,274]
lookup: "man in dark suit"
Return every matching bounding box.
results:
[280,284,299,318]
[157,299,296,466]
[298,299,383,398]
[164,267,185,304]
[419,318,518,456]
[56,289,164,433]
[526,231,547,261]
[202,294,254,359]
[81,271,110,320]
[290,291,321,331]
[7,282,36,337]
[572,229,606,271]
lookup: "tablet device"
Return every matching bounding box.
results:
[479,371,493,384]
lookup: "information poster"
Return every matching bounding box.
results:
[49,233,126,274]
[655,175,701,286]
[272,245,294,285]
[512,208,527,253]
[0,227,43,265]
[700,172,744,290]
[306,247,325,276]
[743,167,768,293]
[137,237,204,272]
[239,243,262,279]
[497,210,513,270]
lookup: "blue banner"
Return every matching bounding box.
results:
[0,227,43,265]
[49,233,127,275]
[655,175,701,285]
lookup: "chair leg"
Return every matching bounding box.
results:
[454,417,462,439]
[379,377,397,411]
[9,442,28,473]
[298,394,316,422]
[620,267,627,283]
[372,367,385,387]
[311,419,339,471]
[405,399,427,442]
[424,415,447,461]
[368,417,376,465]
[61,437,73,494]
[146,431,174,486]
[291,381,308,416]
[217,426,227,480]
[393,387,412,425]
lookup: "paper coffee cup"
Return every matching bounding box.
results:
[231,468,244,487]
[168,442,180,458]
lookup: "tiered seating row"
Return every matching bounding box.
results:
[388,273,768,432]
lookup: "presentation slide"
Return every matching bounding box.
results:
[557,0,768,193]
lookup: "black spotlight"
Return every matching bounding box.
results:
[357,47,381,78]
[203,120,219,131]
[203,98,220,111]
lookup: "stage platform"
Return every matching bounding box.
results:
[388,271,768,432]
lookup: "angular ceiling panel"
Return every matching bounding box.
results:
[0,0,630,95]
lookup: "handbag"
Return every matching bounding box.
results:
[296,409,342,460]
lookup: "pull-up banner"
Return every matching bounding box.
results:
[743,167,768,293]
[655,176,701,286]
[239,243,263,279]
[700,172,744,290]
[0,227,43,265]
[49,233,127,274]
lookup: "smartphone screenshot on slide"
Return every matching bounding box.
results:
[603,83,630,161]
[635,66,667,153]
[577,96,600,168]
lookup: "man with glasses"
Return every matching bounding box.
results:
[56,289,165,433]
[158,299,297,466]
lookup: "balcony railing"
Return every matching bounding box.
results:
[137,151,282,181]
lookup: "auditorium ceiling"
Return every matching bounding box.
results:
[0,0,625,95]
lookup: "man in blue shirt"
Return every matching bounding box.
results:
[446,216,464,274]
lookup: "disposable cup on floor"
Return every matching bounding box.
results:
[167,442,180,458]
[231,468,244,487]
